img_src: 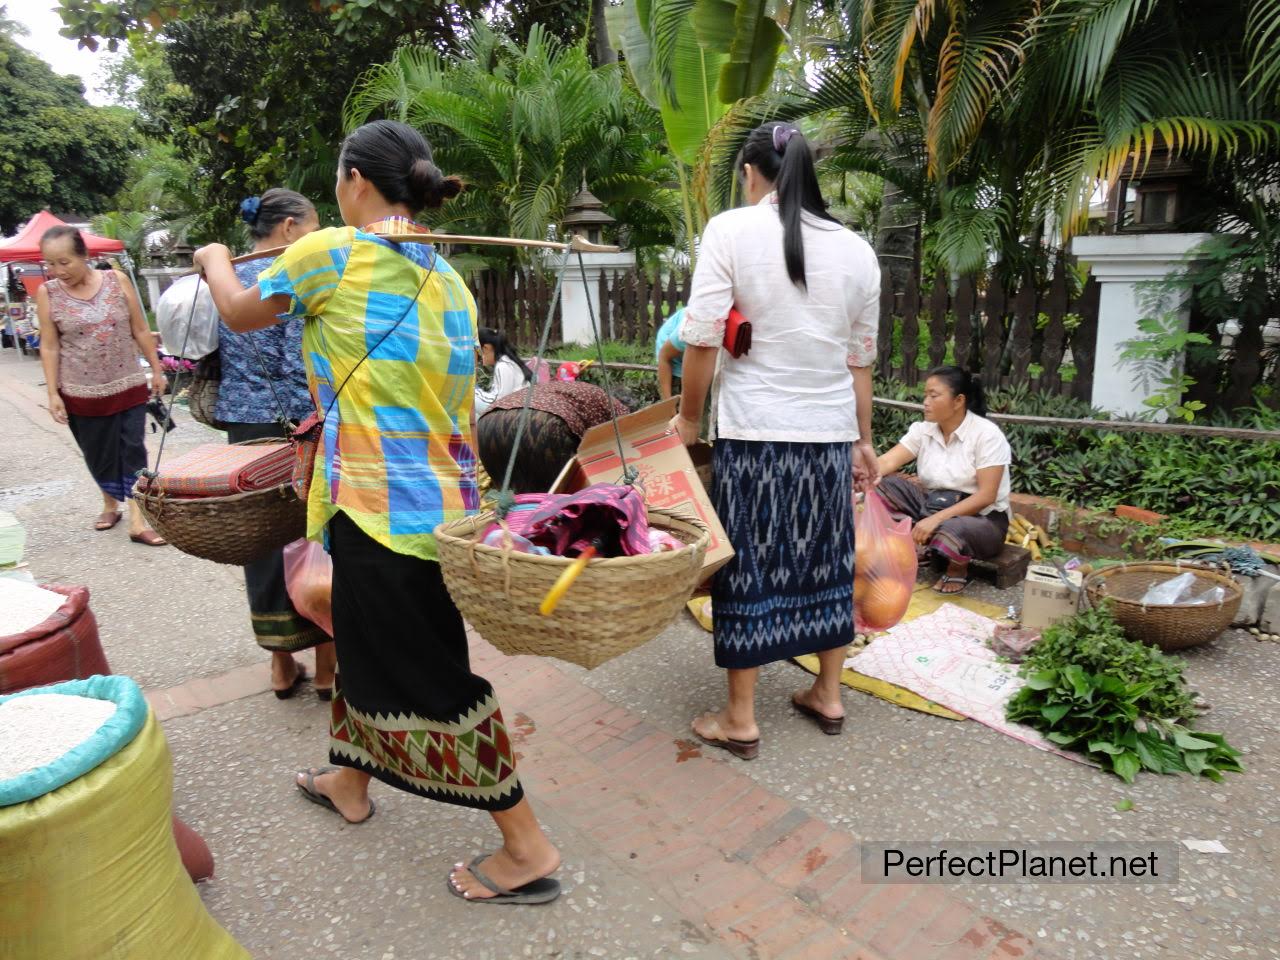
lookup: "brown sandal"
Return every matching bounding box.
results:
[129,530,167,547]
[791,694,845,735]
[94,511,122,531]
[692,714,759,760]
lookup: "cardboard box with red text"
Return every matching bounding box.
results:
[551,398,733,580]
[1021,564,1083,630]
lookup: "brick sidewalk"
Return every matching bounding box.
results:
[147,634,1049,960]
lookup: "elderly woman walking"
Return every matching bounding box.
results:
[670,121,881,758]
[37,226,167,545]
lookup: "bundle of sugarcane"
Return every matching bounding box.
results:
[1006,513,1053,561]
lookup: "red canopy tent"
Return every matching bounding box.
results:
[0,211,127,297]
[0,210,126,263]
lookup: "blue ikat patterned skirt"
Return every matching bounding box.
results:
[711,439,854,669]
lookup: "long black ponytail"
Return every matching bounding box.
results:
[737,121,838,290]
[927,365,989,418]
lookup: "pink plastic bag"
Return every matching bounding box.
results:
[853,489,918,632]
[283,538,333,637]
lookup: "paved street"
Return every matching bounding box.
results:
[3,348,1277,960]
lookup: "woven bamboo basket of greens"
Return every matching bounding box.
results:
[1083,561,1242,651]
[134,483,306,567]
[435,507,710,669]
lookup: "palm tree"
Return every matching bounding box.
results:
[344,21,681,261]
[716,1,1279,282]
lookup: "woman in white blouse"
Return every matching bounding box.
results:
[475,327,532,415]
[876,366,1012,595]
[670,121,881,759]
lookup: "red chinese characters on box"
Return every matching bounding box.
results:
[552,399,733,579]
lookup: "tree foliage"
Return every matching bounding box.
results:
[709,1,1280,286]
[0,33,137,234]
[346,21,681,260]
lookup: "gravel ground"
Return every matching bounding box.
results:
[4,348,1277,959]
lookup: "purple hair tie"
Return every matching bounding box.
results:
[772,124,799,153]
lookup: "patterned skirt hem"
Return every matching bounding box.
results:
[251,614,329,653]
[328,688,523,812]
[328,745,524,812]
[714,630,852,669]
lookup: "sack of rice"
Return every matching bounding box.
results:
[0,585,109,695]
[0,676,248,959]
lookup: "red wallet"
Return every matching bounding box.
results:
[724,306,752,358]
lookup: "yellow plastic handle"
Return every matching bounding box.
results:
[539,546,597,616]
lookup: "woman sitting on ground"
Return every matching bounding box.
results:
[474,327,532,415]
[876,366,1012,595]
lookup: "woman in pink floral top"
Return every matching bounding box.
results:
[37,226,167,544]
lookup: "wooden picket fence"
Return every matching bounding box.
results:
[474,260,1102,401]
[469,268,565,346]
[878,258,1101,401]
[593,269,692,342]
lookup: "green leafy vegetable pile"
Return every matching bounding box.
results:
[1005,604,1244,782]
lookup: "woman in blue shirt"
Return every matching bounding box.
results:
[655,306,687,400]
[219,189,336,700]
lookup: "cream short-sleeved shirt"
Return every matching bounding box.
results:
[900,412,1012,517]
[680,194,880,443]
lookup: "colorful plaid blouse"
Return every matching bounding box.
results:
[257,219,479,562]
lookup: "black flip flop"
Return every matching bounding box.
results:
[295,766,376,824]
[274,664,309,700]
[447,855,561,905]
[791,695,845,735]
[933,574,968,595]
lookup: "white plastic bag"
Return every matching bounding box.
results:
[1186,585,1227,606]
[155,274,219,360]
[1140,572,1196,606]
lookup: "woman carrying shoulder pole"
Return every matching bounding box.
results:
[216,188,338,698]
[195,120,560,904]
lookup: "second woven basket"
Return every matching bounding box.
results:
[436,507,710,669]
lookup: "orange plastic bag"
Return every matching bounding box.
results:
[283,539,333,637]
[853,489,917,632]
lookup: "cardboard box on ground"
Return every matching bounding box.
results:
[1022,564,1084,630]
[551,398,733,581]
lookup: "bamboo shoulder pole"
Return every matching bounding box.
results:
[213,231,619,269]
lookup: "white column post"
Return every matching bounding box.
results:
[1070,233,1212,418]
[559,250,636,346]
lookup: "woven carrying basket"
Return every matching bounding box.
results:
[185,375,222,429]
[134,483,306,567]
[185,351,226,429]
[1083,561,1242,651]
[435,507,710,669]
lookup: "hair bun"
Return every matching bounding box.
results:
[409,157,463,208]
[239,196,262,225]
[437,175,464,201]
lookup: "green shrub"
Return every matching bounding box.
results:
[512,342,1280,541]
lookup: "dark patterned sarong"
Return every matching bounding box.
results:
[67,403,147,501]
[877,474,1008,562]
[477,381,630,494]
[711,439,854,670]
[226,422,327,653]
[327,511,522,811]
